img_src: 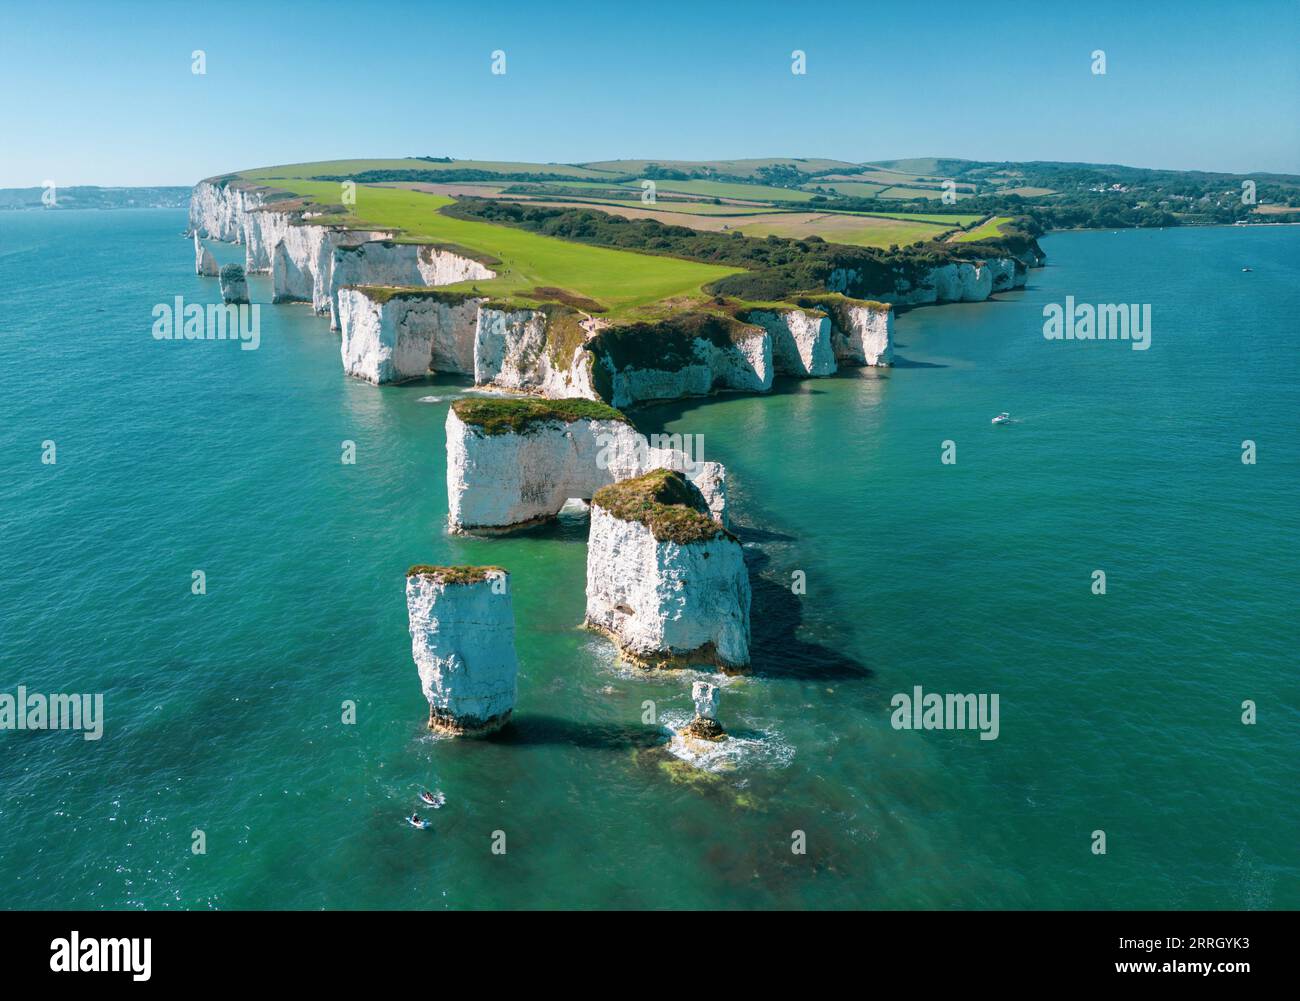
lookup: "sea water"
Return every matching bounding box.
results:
[1,212,1296,908]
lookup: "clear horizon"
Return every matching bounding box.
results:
[1,0,1297,187]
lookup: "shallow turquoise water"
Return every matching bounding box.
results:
[1,211,1296,909]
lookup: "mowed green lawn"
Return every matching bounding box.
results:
[270,181,741,316]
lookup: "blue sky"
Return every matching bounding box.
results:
[2,0,1296,186]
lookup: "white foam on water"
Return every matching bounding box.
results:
[659,709,795,774]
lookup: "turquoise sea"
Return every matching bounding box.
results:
[1,211,1296,909]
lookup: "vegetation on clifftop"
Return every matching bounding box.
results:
[592,469,733,545]
[452,397,627,436]
[406,565,507,585]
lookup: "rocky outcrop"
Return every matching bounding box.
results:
[406,565,517,736]
[681,681,726,741]
[585,470,751,670]
[446,398,728,532]
[194,233,219,277]
[743,308,836,377]
[337,288,482,384]
[219,264,249,305]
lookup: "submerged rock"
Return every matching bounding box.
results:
[406,565,518,736]
[585,469,750,670]
[219,264,249,304]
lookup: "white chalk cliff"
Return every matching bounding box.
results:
[337,288,482,384]
[329,242,494,330]
[585,471,751,670]
[446,402,728,532]
[829,299,894,366]
[474,305,601,400]
[745,309,837,377]
[591,319,773,409]
[406,566,518,735]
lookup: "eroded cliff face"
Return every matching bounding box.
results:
[329,242,494,330]
[337,289,482,384]
[744,309,837,377]
[406,567,517,736]
[827,244,1042,307]
[474,306,601,400]
[446,408,728,532]
[588,318,774,409]
[584,503,751,670]
[189,179,263,242]
[829,300,894,366]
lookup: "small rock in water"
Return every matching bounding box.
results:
[682,681,726,742]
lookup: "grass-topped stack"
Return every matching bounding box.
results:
[405,565,517,736]
[219,263,249,304]
[446,398,729,532]
[585,469,750,670]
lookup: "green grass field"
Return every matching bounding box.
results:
[622,178,818,202]
[236,159,623,182]
[879,185,971,200]
[735,213,954,248]
[269,181,739,317]
[952,216,1014,241]
[831,209,984,226]
[580,158,854,179]
[813,182,887,198]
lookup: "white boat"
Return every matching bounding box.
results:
[991,412,1011,425]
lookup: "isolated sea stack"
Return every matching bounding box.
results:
[406,565,518,736]
[681,681,726,741]
[193,232,218,277]
[219,263,249,305]
[585,469,750,670]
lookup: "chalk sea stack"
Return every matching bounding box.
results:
[406,565,517,736]
[194,232,218,277]
[446,397,728,533]
[219,263,249,305]
[585,469,751,670]
[681,681,726,741]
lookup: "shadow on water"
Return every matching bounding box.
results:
[889,355,948,369]
[731,523,797,544]
[490,714,668,751]
[743,547,872,682]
